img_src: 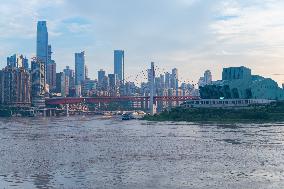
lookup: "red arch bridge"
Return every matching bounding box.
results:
[46,96,199,105]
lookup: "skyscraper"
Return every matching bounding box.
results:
[198,70,213,87]
[46,63,56,91]
[171,68,178,89]
[98,69,106,86]
[108,74,118,96]
[23,57,29,70]
[46,45,56,91]
[36,21,48,68]
[160,74,165,89]
[48,45,52,63]
[7,54,17,68]
[75,51,85,85]
[147,69,152,84]
[63,66,75,90]
[81,79,96,96]
[114,50,125,83]
[7,54,28,69]
[31,58,45,108]
[102,76,109,91]
[204,70,212,84]
[0,67,31,106]
[85,65,89,80]
[165,72,170,89]
[56,72,69,97]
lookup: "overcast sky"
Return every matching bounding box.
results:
[1,0,284,85]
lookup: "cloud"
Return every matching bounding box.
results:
[66,23,92,33]
[211,0,284,54]
[0,0,65,39]
[0,0,284,85]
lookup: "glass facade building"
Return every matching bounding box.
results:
[98,69,106,86]
[75,51,85,85]
[7,54,28,69]
[36,21,48,66]
[114,50,124,83]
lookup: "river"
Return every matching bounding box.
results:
[0,116,284,188]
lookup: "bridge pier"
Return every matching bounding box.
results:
[66,104,69,116]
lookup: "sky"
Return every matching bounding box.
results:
[0,0,284,85]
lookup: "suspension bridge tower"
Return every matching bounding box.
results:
[149,62,156,115]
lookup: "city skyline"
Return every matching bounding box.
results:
[1,0,284,85]
[1,2,284,187]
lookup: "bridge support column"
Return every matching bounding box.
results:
[66,104,69,116]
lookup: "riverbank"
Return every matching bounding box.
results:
[144,101,284,122]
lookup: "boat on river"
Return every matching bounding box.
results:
[121,111,146,120]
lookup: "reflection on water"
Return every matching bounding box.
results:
[1,116,284,188]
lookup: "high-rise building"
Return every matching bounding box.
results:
[23,57,29,70]
[147,69,152,84]
[155,77,162,91]
[31,59,45,108]
[56,72,69,97]
[62,73,69,97]
[160,74,165,89]
[165,72,170,89]
[56,73,62,95]
[198,77,205,87]
[81,79,96,96]
[7,54,28,69]
[171,68,178,89]
[7,54,17,67]
[124,81,139,96]
[102,76,109,91]
[204,70,212,84]
[108,74,118,96]
[85,65,89,80]
[56,72,62,93]
[75,85,81,97]
[36,21,48,70]
[181,83,194,96]
[48,45,52,63]
[46,45,56,91]
[98,69,106,86]
[75,51,85,85]
[63,66,75,90]
[198,70,213,87]
[155,74,165,91]
[0,67,31,106]
[114,50,124,83]
[46,63,56,91]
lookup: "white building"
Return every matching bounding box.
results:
[181,99,275,109]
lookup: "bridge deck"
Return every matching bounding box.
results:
[46,96,199,105]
